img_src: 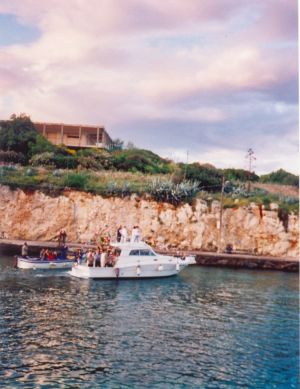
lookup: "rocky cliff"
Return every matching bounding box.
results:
[0,185,298,257]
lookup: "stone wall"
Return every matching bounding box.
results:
[0,185,298,257]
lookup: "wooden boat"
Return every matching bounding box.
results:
[17,256,74,270]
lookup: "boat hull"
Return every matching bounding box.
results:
[17,257,74,270]
[70,263,184,279]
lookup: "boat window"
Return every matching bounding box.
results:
[129,250,140,256]
[139,249,155,256]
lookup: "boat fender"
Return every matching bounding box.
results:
[115,268,120,278]
[136,265,141,276]
[158,264,163,271]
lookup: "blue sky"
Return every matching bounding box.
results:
[0,0,298,174]
[0,13,39,46]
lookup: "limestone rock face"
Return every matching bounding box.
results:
[0,185,298,257]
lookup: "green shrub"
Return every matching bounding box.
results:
[111,149,172,174]
[54,155,78,169]
[0,150,26,164]
[29,134,57,156]
[0,114,38,157]
[30,152,78,169]
[25,168,37,176]
[63,172,89,189]
[30,152,55,166]
[76,149,113,170]
[179,162,222,191]
[222,168,259,182]
[260,169,299,187]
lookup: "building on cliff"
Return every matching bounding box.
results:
[34,122,113,150]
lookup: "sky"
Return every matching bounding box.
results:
[0,0,298,175]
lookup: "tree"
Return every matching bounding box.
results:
[126,141,136,149]
[111,138,124,150]
[0,114,38,156]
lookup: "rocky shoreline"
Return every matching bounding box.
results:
[0,185,298,258]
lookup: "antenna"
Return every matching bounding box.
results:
[246,148,256,173]
[184,150,189,180]
[245,148,256,192]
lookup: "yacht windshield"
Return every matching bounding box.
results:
[129,249,155,256]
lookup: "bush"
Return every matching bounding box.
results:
[30,152,55,166]
[0,114,38,157]
[77,149,113,170]
[54,155,78,169]
[25,168,37,176]
[222,168,259,182]
[29,134,57,156]
[260,169,299,187]
[0,150,26,164]
[148,179,199,205]
[0,165,18,176]
[63,172,89,189]
[180,163,222,191]
[30,152,78,169]
[111,149,172,174]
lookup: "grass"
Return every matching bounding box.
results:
[0,165,298,213]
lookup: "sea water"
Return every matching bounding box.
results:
[0,256,298,388]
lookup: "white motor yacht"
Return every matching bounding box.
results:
[69,241,195,279]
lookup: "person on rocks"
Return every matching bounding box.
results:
[58,229,67,247]
[61,230,67,245]
[21,242,28,258]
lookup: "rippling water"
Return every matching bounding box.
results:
[0,255,298,388]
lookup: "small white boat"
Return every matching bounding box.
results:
[69,241,196,279]
[17,256,74,270]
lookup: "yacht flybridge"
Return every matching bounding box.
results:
[69,241,195,279]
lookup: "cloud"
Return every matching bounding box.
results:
[0,0,297,174]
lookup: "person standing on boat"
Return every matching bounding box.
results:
[100,249,107,267]
[21,242,28,258]
[117,226,122,242]
[60,245,68,260]
[86,249,94,267]
[61,230,67,245]
[95,248,101,267]
[40,248,46,260]
[131,226,141,242]
[120,226,128,243]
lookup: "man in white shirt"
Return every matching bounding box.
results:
[131,226,141,242]
[120,226,128,243]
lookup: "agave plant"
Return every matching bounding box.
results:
[148,179,199,205]
[106,181,118,196]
